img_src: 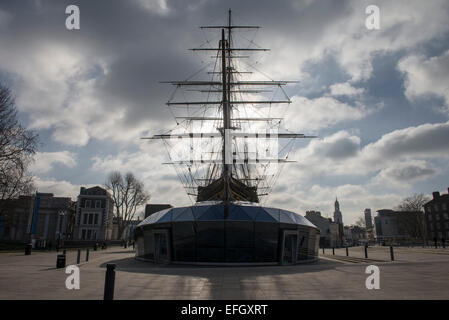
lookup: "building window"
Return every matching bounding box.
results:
[94,214,98,225]
[87,229,92,239]
[428,215,432,221]
[427,206,432,213]
[437,222,441,230]
[444,213,449,220]
[436,214,440,221]
[430,224,434,231]
[81,229,86,240]
[434,204,439,212]
[95,200,101,208]
[385,219,388,225]
[88,214,93,225]
[443,203,447,211]
[85,200,91,208]
[438,232,443,238]
[83,214,88,224]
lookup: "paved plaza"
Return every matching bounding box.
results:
[0,245,448,299]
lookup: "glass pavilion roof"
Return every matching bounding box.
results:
[138,202,317,228]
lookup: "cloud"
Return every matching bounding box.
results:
[362,121,449,163]
[284,96,372,132]
[398,50,449,111]
[329,82,364,96]
[33,177,81,199]
[29,151,77,174]
[373,160,437,185]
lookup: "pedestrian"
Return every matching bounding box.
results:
[442,238,446,249]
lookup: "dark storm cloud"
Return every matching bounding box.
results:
[0,0,354,128]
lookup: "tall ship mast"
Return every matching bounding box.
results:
[143,9,315,206]
[136,10,320,265]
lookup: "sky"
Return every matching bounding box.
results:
[1,0,449,224]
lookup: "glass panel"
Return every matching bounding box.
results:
[172,222,196,261]
[283,234,296,264]
[255,209,277,222]
[175,208,195,221]
[196,221,225,262]
[143,230,154,260]
[279,210,296,224]
[254,222,278,262]
[191,205,211,220]
[263,208,280,222]
[171,207,189,221]
[228,206,252,221]
[197,205,224,220]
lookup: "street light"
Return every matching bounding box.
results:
[57,209,66,249]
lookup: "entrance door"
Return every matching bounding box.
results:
[154,231,170,264]
[282,231,298,265]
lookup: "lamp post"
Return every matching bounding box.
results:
[57,209,66,249]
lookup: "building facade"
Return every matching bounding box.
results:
[0,193,74,246]
[374,209,424,244]
[74,186,114,241]
[145,204,173,218]
[305,210,340,248]
[424,189,449,241]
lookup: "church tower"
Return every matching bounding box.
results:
[333,197,344,246]
[334,197,343,225]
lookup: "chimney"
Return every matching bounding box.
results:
[432,191,440,199]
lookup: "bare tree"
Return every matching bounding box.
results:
[354,216,365,227]
[0,84,38,216]
[105,171,150,239]
[395,193,430,244]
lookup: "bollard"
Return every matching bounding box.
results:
[104,264,116,300]
[346,247,349,256]
[364,245,368,259]
[76,249,81,264]
[390,246,395,261]
[86,248,89,262]
[332,247,335,255]
[322,247,325,254]
[25,243,32,255]
[56,254,66,268]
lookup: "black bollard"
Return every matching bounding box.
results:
[85,248,89,262]
[364,245,368,259]
[332,247,335,255]
[25,243,32,255]
[56,254,66,268]
[104,264,116,300]
[76,249,81,264]
[322,247,325,254]
[390,246,395,261]
[346,247,349,256]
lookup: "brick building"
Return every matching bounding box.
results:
[424,189,449,241]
